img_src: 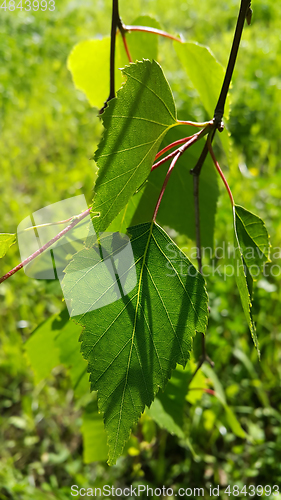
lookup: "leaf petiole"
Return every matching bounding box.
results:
[0,208,100,285]
[152,151,181,222]
[207,135,234,206]
[152,123,214,222]
[151,148,181,172]
[123,25,182,43]
[120,31,133,62]
[177,119,213,128]
[21,215,81,233]
[154,136,193,161]
[152,123,213,172]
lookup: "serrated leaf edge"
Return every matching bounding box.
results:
[233,207,260,358]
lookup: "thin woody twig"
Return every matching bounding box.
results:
[99,0,123,113]
[214,0,251,127]
[0,208,96,285]
[152,125,212,172]
[191,146,214,376]
[152,151,181,222]
[121,32,133,62]
[207,136,234,206]
[187,2,251,385]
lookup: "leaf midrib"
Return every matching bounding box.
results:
[233,209,258,346]
[112,221,154,457]
[123,70,177,123]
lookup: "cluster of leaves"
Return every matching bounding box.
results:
[0,0,271,466]
[60,2,270,464]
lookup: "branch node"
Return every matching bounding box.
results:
[214,114,224,132]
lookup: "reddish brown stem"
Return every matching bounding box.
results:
[151,149,179,172]
[124,25,182,43]
[121,32,133,62]
[207,136,234,206]
[177,119,213,128]
[152,125,212,173]
[0,208,93,284]
[152,151,181,222]
[154,136,193,161]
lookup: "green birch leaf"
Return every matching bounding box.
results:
[93,60,178,233]
[233,205,270,355]
[147,392,198,457]
[174,42,229,120]
[185,360,210,405]
[106,188,146,234]
[62,221,208,464]
[233,234,258,354]
[54,313,89,397]
[232,206,270,357]
[67,17,161,109]
[235,205,270,273]
[0,233,16,258]
[67,37,117,109]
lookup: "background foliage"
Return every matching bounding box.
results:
[1,0,281,498]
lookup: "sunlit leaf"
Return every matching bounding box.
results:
[124,16,161,61]
[235,204,270,272]
[106,188,146,234]
[93,60,178,233]
[62,221,208,464]
[233,206,270,356]
[174,41,230,120]
[67,17,161,109]
[25,314,61,383]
